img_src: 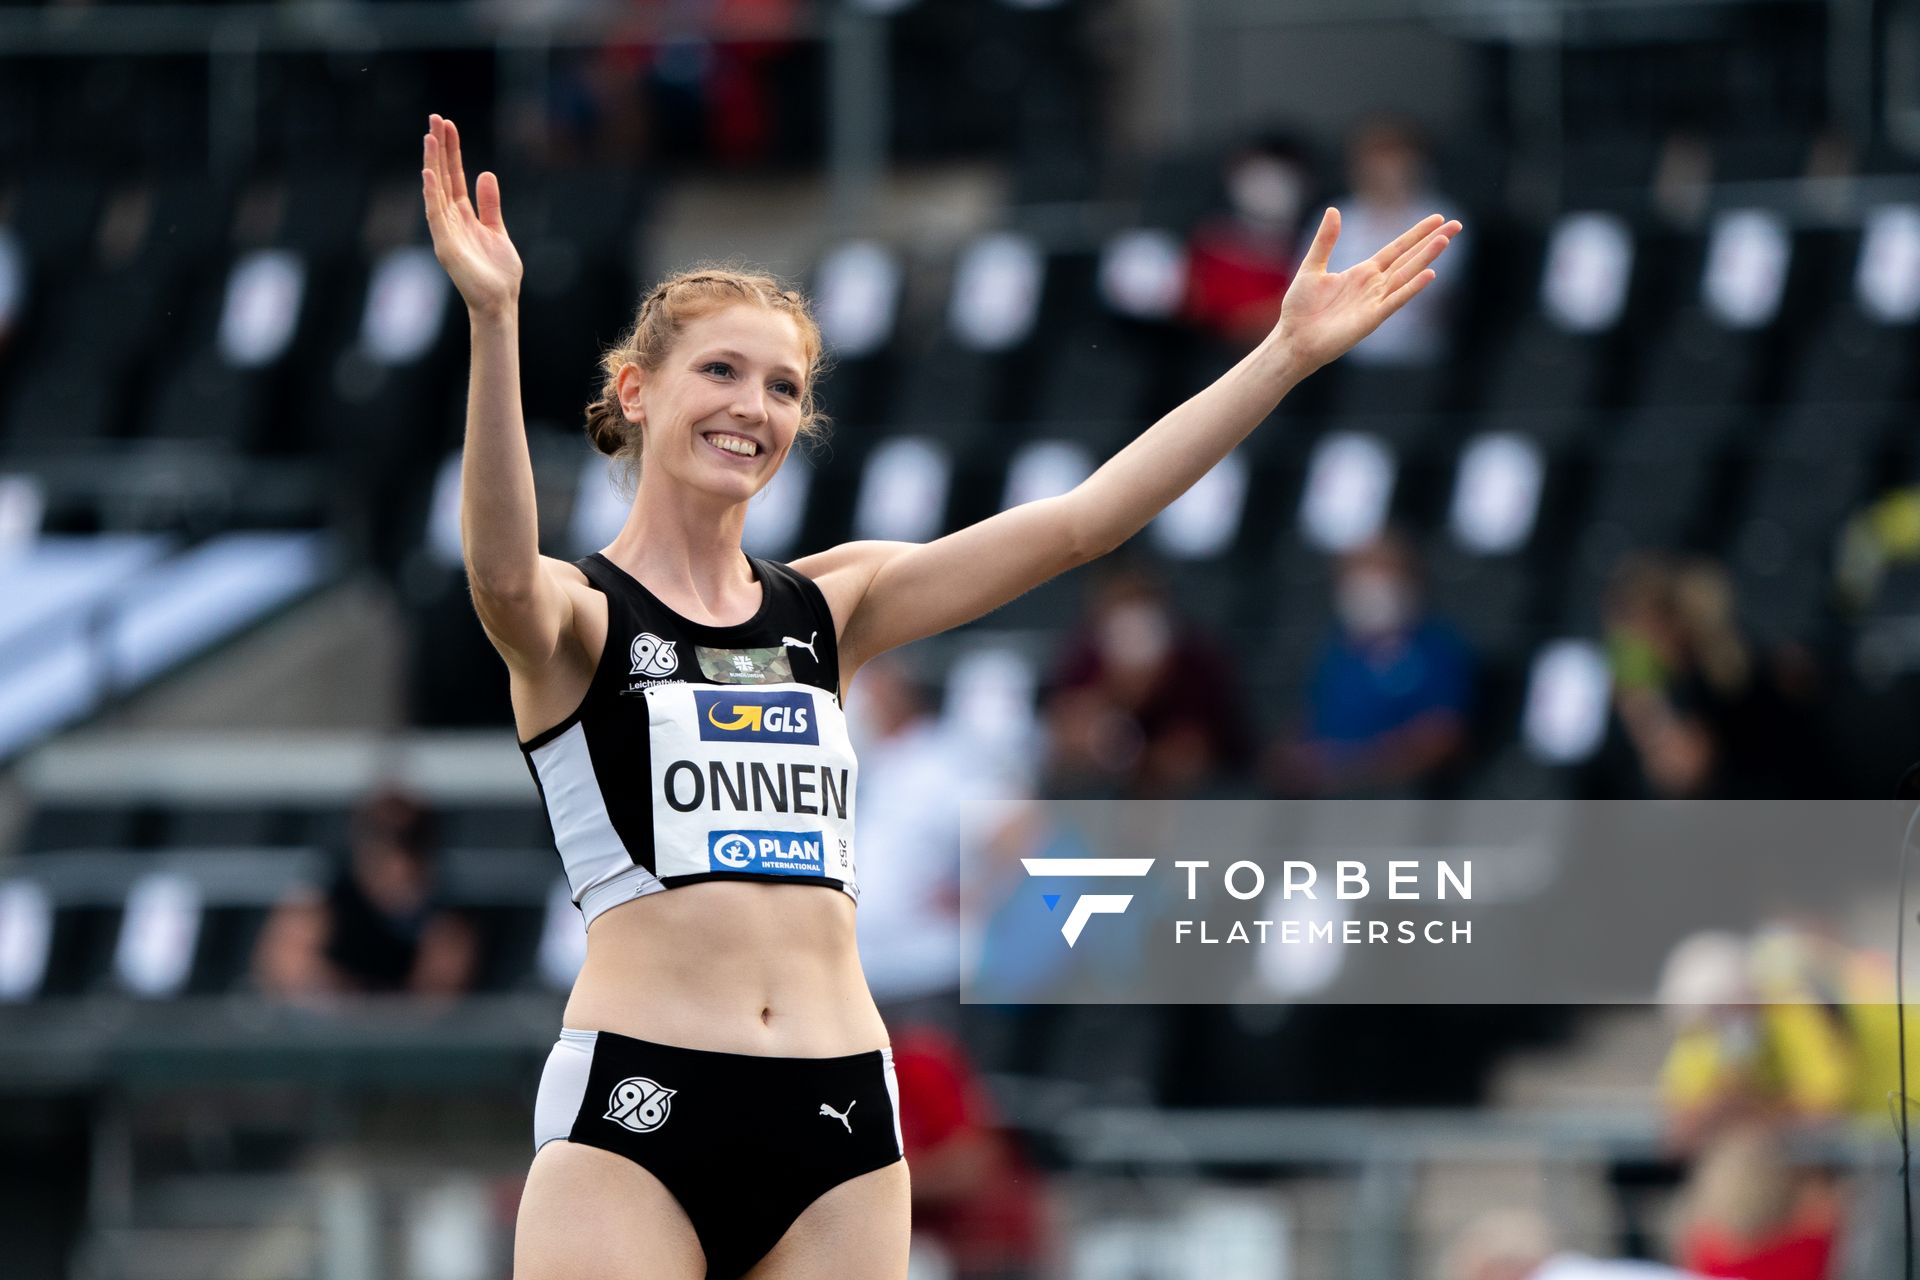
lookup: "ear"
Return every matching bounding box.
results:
[615,363,647,425]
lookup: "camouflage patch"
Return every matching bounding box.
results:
[695,645,795,684]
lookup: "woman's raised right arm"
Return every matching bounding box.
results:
[421,113,573,666]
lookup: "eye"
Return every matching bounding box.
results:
[702,361,733,378]
[772,380,799,398]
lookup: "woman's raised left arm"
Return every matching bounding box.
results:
[794,209,1462,680]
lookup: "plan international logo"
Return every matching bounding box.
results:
[1020,857,1155,947]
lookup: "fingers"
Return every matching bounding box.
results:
[1382,219,1460,281]
[1367,213,1447,274]
[427,114,467,212]
[1301,206,1340,273]
[445,117,471,210]
[1382,228,1455,296]
[428,115,450,206]
[422,132,445,228]
[422,128,469,258]
[476,171,505,232]
[1382,266,1437,314]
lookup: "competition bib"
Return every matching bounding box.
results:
[644,681,859,895]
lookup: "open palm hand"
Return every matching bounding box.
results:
[1275,209,1461,374]
[421,113,523,318]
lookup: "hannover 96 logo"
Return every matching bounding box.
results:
[604,1076,677,1133]
[630,633,679,678]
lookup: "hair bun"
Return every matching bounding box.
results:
[584,395,629,458]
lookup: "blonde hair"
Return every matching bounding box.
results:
[583,262,829,489]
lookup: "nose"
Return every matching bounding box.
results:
[730,381,768,424]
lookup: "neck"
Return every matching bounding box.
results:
[603,472,757,613]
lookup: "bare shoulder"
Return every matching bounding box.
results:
[471,552,603,678]
[495,556,607,742]
[538,554,603,648]
[788,541,912,691]
[788,540,905,620]
[541,553,591,591]
[788,539,896,579]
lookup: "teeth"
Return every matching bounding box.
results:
[706,433,759,457]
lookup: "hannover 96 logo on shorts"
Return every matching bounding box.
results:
[605,1076,676,1133]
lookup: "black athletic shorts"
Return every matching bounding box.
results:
[534,1027,905,1279]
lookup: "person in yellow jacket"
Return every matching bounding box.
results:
[1659,926,1906,1151]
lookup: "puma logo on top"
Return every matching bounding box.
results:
[782,631,819,663]
[818,1100,855,1132]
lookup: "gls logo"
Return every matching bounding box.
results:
[694,689,819,744]
[1020,857,1155,947]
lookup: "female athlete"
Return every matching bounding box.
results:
[420,111,1459,1280]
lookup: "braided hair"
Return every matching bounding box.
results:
[583,263,828,492]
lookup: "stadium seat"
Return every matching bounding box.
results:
[142,347,267,452]
[1633,306,1771,408]
[1,351,120,451]
[1784,307,1917,406]
[1577,415,1729,553]
[270,162,372,259]
[1022,315,1158,430]
[6,167,109,280]
[886,334,1006,448]
[1480,325,1615,413]
[438,806,552,853]
[157,807,293,850]
[1424,542,1538,666]
[18,805,144,855]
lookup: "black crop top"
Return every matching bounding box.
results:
[518,552,859,926]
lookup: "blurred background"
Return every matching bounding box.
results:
[1,0,1918,1276]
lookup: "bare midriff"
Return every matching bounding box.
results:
[561,878,890,1058]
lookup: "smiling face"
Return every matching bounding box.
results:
[616,303,810,505]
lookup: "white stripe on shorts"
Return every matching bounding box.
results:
[534,1027,598,1151]
[881,1046,904,1156]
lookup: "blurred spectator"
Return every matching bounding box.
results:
[1041,563,1253,797]
[253,789,476,1001]
[1443,1208,1707,1279]
[851,654,1019,1024]
[1268,531,1474,796]
[1599,555,1830,798]
[1179,135,1317,348]
[1669,564,1833,794]
[543,0,805,169]
[1656,927,1900,1153]
[1652,129,1714,228]
[891,1025,1049,1278]
[1837,484,1920,617]
[1316,116,1465,365]
[1673,1126,1839,1280]
[1601,555,1734,797]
